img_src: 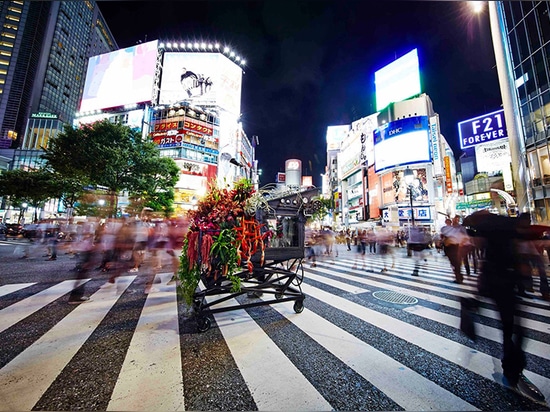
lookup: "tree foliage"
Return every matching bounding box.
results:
[41,119,179,217]
[0,168,60,222]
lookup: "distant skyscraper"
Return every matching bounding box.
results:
[0,1,117,154]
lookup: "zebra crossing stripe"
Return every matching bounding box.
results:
[206,292,333,411]
[300,282,550,401]
[0,276,135,411]
[261,296,479,411]
[108,273,184,411]
[307,272,370,294]
[316,264,550,334]
[0,283,35,298]
[312,263,550,359]
[402,304,550,360]
[0,279,90,333]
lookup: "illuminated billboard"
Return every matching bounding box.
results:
[159,52,243,115]
[326,125,350,151]
[374,48,421,111]
[373,116,430,173]
[80,40,159,112]
[458,109,508,150]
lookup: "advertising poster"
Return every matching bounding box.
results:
[367,166,380,219]
[175,159,217,193]
[159,52,243,115]
[381,172,394,205]
[80,40,158,112]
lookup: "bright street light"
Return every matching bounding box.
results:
[469,1,484,14]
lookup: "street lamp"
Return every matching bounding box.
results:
[19,202,28,224]
[404,167,415,226]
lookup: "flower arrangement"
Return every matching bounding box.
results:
[177,178,272,306]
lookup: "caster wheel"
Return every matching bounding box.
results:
[293,299,304,313]
[197,316,211,333]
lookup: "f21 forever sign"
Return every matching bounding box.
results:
[458,109,508,150]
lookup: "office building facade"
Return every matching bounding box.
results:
[501,1,550,221]
[0,1,117,170]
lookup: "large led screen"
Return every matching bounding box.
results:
[374,48,421,111]
[373,116,430,173]
[159,52,243,116]
[80,40,158,112]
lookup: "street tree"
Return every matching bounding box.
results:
[0,168,59,222]
[42,120,179,217]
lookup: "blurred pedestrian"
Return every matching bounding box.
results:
[128,217,150,273]
[352,229,367,270]
[377,227,395,272]
[345,228,352,251]
[408,226,430,276]
[367,228,377,254]
[463,211,546,405]
[440,217,470,283]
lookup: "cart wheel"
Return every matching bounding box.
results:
[293,299,304,313]
[197,316,211,333]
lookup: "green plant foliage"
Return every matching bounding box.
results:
[210,228,240,278]
[177,238,201,306]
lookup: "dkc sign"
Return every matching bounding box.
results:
[458,109,508,150]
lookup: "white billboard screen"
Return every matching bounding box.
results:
[326,125,350,151]
[374,116,430,173]
[374,48,421,111]
[80,40,158,112]
[159,52,243,116]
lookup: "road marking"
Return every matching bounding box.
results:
[108,273,184,411]
[301,282,550,402]
[0,280,89,333]
[0,276,135,411]
[205,291,333,411]
[264,296,478,411]
[0,283,35,298]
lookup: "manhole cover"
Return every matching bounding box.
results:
[372,290,418,305]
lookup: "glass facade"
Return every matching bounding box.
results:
[502,1,550,221]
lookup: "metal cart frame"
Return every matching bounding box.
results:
[192,188,321,332]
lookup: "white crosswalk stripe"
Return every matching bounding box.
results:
[0,250,549,411]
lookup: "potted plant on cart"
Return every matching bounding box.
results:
[177,178,272,307]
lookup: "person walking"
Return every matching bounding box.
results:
[377,227,395,272]
[440,217,470,283]
[352,229,367,269]
[463,211,546,405]
[407,226,430,276]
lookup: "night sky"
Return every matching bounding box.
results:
[98,1,502,187]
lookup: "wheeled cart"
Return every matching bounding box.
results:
[191,187,321,332]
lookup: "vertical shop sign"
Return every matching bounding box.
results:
[429,116,442,176]
[444,155,453,194]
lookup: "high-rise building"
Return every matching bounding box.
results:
[0,1,117,170]
[498,2,550,221]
